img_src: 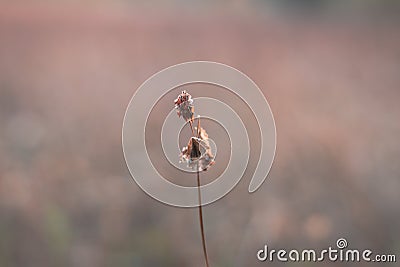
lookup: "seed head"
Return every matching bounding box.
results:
[174,90,194,123]
[179,118,215,171]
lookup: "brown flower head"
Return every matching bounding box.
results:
[174,90,194,124]
[179,118,215,171]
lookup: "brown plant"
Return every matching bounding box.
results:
[175,90,212,267]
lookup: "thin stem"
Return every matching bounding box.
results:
[189,120,195,135]
[197,168,210,267]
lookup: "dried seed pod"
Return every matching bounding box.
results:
[174,90,194,124]
[180,137,201,164]
[180,118,215,171]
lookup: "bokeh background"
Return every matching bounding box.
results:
[1,1,399,266]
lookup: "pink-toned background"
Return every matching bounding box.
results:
[1,1,399,266]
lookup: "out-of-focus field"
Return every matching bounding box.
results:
[0,1,399,267]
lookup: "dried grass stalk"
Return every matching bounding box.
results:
[175,90,212,267]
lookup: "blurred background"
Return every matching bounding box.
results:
[1,1,400,266]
